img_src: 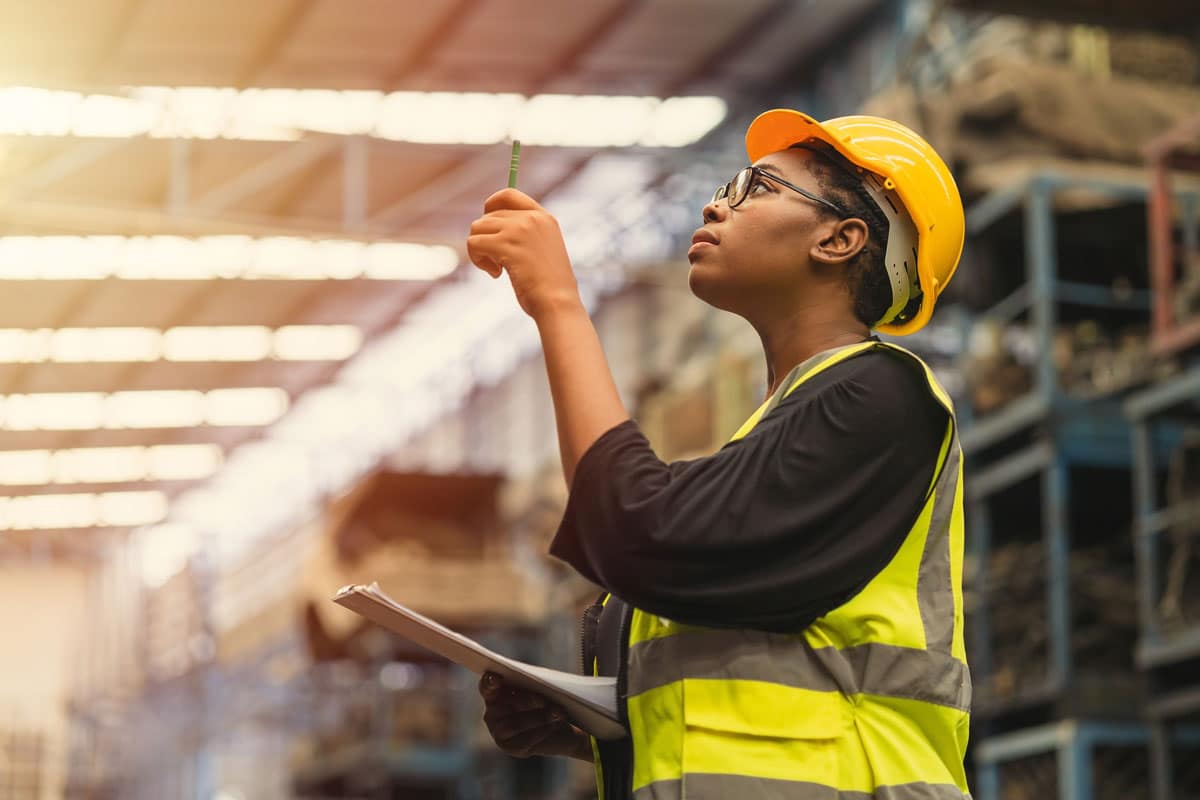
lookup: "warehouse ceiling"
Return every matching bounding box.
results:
[0,0,884,561]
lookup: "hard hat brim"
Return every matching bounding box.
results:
[745,109,943,335]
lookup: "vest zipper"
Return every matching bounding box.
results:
[580,592,606,675]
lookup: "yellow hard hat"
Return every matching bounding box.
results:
[745,109,964,335]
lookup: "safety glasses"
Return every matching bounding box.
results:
[712,166,849,217]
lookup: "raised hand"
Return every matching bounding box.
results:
[467,189,582,320]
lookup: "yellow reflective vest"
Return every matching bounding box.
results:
[590,340,970,800]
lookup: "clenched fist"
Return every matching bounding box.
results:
[479,671,593,761]
[467,189,582,320]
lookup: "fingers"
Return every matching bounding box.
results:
[484,704,573,758]
[496,720,567,758]
[484,188,541,214]
[466,233,504,278]
[480,671,576,758]
[468,215,505,236]
[479,672,550,711]
[484,705,565,739]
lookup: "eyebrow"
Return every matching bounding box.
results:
[756,162,785,176]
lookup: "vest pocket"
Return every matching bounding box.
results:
[681,679,848,796]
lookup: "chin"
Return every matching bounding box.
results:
[687,265,739,313]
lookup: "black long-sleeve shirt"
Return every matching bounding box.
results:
[551,345,950,634]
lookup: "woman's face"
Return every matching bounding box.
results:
[686,147,835,315]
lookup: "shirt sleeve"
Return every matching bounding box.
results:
[548,350,950,632]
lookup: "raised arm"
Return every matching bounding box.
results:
[468,188,628,484]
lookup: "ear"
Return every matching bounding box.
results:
[810,217,869,266]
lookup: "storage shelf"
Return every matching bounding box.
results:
[961,166,1182,798]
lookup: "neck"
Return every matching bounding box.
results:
[754,308,870,400]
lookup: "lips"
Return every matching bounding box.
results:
[691,228,719,246]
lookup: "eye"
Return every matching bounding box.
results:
[749,176,772,194]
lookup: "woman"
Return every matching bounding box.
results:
[468,109,971,800]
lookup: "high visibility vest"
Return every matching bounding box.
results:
[591,340,971,800]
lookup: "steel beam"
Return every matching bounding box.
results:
[190,137,341,214]
[967,440,1054,500]
[1150,721,1172,800]
[1140,498,1200,539]
[1,139,131,200]
[960,392,1050,455]
[1139,626,1200,670]
[1026,178,1058,400]
[1125,365,1200,421]
[975,720,1073,763]
[1043,456,1071,690]
[1058,725,1090,800]
[1131,419,1163,655]
[1147,686,1200,720]
[368,150,514,231]
[966,181,1027,235]
[1055,279,1151,310]
[977,285,1031,326]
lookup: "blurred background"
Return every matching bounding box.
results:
[0,0,1198,798]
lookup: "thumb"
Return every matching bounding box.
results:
[484,187,541,214]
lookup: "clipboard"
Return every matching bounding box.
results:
[333,582,627,740]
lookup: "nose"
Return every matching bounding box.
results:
[702,197,727,224]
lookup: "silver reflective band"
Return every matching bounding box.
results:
[918,434,960,653]
[634,775,972,800]
[627,633,970,711]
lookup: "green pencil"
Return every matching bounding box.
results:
[507,139,521,189]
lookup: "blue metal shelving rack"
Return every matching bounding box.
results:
[960,166,1199,799]
[965,168,1156,718]
[974,720,1151,800]
[1126,367,1200,800]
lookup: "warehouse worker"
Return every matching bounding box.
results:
[468,109,970,800]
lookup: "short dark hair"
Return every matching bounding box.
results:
[791,143,892,327]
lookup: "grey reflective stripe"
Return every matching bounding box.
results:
[627,632,971,712]
[917,430,960,654]
[764,342,874,417]
[634,776,971,800]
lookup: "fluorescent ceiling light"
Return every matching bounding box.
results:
[0,325,362,363]
[162,326,272,362]
[145,444,223,481]
[0,388,288,430]
[0,450,52,485]
[98,490,169,527]
[204,388,289,427]
[0,444,223,485]
[0,87,726,147]
[52,446,144,483]
[0,236,458,281]
[51,327,161,362]
[273,325,362,361]
[0,490,167,530]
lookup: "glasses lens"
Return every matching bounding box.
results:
[730,168,753,208]
[712,184,727,204]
